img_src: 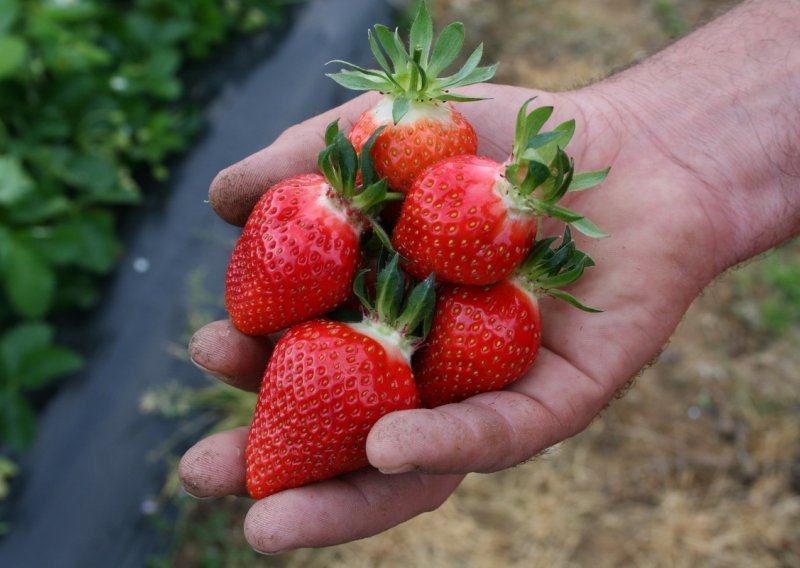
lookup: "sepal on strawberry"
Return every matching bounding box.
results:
[327,1,497,124]
[504,98,610,238]
[351,252,436,352]
[513,227,601,312]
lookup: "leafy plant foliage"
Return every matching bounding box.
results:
[0,0,285,451]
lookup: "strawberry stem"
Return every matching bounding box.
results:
[356,253,437,342]
[514,227,601,313]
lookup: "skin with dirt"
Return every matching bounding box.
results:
[173,1,800,565]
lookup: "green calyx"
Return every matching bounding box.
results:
[353,253,436,344]
[515,227,601,313]
[504,98,611,239]
[326,1,497,124]
[317,120,403,248]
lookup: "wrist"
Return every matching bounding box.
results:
[590,0,800,276]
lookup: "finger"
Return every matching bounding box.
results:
[244,469,463,554]
[179,427,249,498]
[188,320,272,392]
[210,92,380,226]
[366,348,613,475]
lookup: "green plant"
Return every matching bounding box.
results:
[0,0,287,452]
[732,240,800,335]
[654,0,689,38]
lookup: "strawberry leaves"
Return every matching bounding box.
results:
[354,253,436,343]
[516,228,601,312]
[505,98,610,238]
[327,1,497,123]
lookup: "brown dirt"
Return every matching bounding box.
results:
[174,1,800,565]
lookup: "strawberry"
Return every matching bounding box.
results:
[225,122,399,336]
[392,99,611,285]
[327,1,496,193]
[414,228,600,408]
[245,255,436,499]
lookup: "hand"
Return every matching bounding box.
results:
[178,82,721,552]
[179,0,800,550]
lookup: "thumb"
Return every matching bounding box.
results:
[209,92,379,226]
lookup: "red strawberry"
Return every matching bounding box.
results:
[414,228,600,408]
[392,99,611,285]
[226,122,399,335]
[348,97,478,194]
[245,255,435,498]
[328,1,496,193]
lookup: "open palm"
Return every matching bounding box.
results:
[180,83,724,553]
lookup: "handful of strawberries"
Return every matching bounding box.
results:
[223,2,611,499]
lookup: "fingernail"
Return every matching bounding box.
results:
[180,486,214,501]
[378,463,416,475]
[252,547,289,556]
[190,356,234,383]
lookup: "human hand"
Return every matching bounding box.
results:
[180,0,800,547]
[178,80,729,552]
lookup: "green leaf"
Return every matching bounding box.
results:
[352,269,372,312]
[0,322,52,379]
[409,1,433,64]
[375,254,404,323]
[427,22,464,76]
[0,0,20,34]
[525,130,565,151]
[57,211,119,273]
[569,167,611,191]
[335,133,358,194]
[546,289,602,313]
[358,126,385,188]
[392,94,413,124]
[396,273,437,339]
[368,29,395,76]
[519,161,551,195]
[0,35,27,78]
[434,93,487,103]
[525,105,554,137]
[535,202,582,222]
[369,219,396,253]
[570,216,609,239]
[2,238,55,319]
[326,70,392,92]
[445,63,497,88]
[374,24,408,70]
[0,156,34,206]
[0,389,36,452]
[538,119,576,164]
[436,43,484,88]
[18,346,83,389]
[324,120,340,146]
[4,196,71,225]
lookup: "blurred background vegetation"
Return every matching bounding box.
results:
[0,0,286,454]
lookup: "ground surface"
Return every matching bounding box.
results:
[171,1,800,565]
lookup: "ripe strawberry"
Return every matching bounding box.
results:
[226,122,399,336]
[392,99,611,285]
[328,1,496,193]
[414,228,599,408]
[245,255,436,499]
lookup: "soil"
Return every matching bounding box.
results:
[174,1,800,565]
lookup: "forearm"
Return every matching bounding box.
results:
[597,0,800,272]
